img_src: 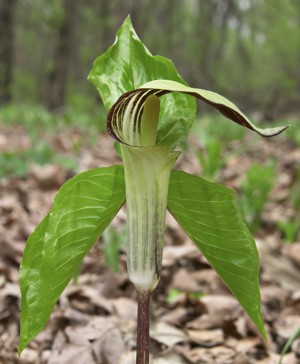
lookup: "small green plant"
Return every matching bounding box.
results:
[0,103,57,142]
[193,114,246,144]
[0,101,105,142]
[240,162,276,232]
[278,219,299,243]
[19,17,288,363]
[166,288,182,304]
[103,225,126,272]
[0,143,76,179]
[192,114,245,181]
[279,326,300,364]
[166,288,204,304]
[197,139,224,181]
[290,169,300,211]
[279,170,300,243]
[0,151,28,178]
[285,120,300,146]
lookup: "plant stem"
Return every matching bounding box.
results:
[136,290,151,364]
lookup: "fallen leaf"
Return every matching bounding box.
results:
[29,163,66,189]
[187,329,224,347]
[150,322,188,347]
[283,242,300,268]
[112,297,137,321]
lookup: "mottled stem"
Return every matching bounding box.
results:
[136,290,151,364]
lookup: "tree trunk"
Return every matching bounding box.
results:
[46,0,79,111]
[0,0,17,105]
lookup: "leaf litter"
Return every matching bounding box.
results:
[0,123,300,363]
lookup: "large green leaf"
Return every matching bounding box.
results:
[88,16,196,148]
[167,170,266,338]
[140,80,288,136]
[19,166,125,353]
[106,78,287,150]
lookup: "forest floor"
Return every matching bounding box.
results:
[0,118,300,364]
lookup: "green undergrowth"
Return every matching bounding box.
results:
[0,100,106,136]
[102,225,127,272]
[192,113,247,145]
[0,101,107,178]
[166,288,205,304]
[191,114,246,181]
[239,162,276,232]
[0,143,77,179]
[269,118,299,146]
[278,169,300,243]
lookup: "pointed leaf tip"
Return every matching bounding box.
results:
[19,166,125,354]
[139,80,288,138]
[88,19,195,148]
[168,170,267,339]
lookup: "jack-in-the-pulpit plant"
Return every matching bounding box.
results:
[19,17,288,363]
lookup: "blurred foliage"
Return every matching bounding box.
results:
[166,288,205,305]
[279,326,300,364]
[0,143,77,179]
[0,102,106,179]
[0,0,298,116]
[192,114,246,145]
[286,121,300,147]
[278,220,299,244]
[290,170,300,211]
[197,139,224,181]
[278,169,300,243]
[102,225,126,273]
[0,100,105,135]
[239,162,276,232]
[191,114,246,181]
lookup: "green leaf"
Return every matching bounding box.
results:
[19,165,125,354]
[106,79,287,150]
[167,170,266,338]
[139,80,289,137]
[279,326,300,364]
[88,16,196,148]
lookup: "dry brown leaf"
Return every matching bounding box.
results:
[190,269,225,293]
[162,243,199,267]
[187,295,241,331]
[154,349,189,363]
[256,352,298,364]
[283,242,300,268]
[261,285,288,321]
[49,344,96,364]
[291,337,300,357]
[160,307,190,326]
[180,345,238,364]
[227,337,262,357]
[64,317,125,363]
[150,322,188,347]
[274,314,300,340]
[29,163,66,189]
[120,351,136,364]
[18,347,39,363]
[111,297,137,321]
[66,285,114,313]
[187,329,224,347]
[259,240,300,291]
[171,268,202,292]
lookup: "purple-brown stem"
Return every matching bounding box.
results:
[136,290,151,364]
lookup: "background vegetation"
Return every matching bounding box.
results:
[0,0,299,120]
